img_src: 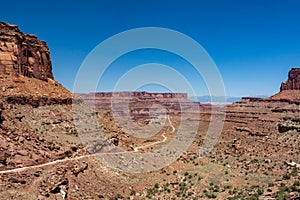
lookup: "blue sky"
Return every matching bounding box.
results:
[1,0,300,97]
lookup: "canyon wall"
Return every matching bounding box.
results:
[0,22,53,81]
[81,92,188,99]
[79,92,203,120]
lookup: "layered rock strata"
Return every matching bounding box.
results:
[0,22,53,80]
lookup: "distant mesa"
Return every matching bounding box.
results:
[280,68,300,91]
[190,96,242,104]
[81,91,188,99]
[78,91,209,118]
[0,22,53,81]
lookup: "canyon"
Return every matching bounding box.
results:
[0,22,299,199]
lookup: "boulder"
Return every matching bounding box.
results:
[0,151,7,164]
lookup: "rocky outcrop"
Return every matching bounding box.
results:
[5,95,76,107]
[0,22,53,81]
[271,68,300,100]
[280,68,300,91]
[278,117,300,133]
[0,22,71,99]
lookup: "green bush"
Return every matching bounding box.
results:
[205,192,217,198]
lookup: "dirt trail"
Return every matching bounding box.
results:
[134,115,174,152]
[0,116,175,174]
[0,154,95,174]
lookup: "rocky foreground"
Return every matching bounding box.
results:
[0,22,299,199]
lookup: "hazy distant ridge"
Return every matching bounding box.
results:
[190,95,269,103]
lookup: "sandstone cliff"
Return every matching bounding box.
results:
[280,68,300,91]
[271,68,300,100]
[0,22,53,80]
[0,22,71,98]
[0,23,79,178]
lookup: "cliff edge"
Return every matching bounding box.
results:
[271,68,300,100]
[0,22,71,98]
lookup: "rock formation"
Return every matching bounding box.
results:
[0,22,71,99]
[0,22,53,81]
[85,92,188,99]
[0,23,76,176]
[280,68,300,91]
[271,68,300,100]
[79,91,204,119]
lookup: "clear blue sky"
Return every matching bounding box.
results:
[1,0,300,97]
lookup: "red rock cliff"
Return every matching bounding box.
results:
[280,68,300,91]
[0,22,53,81]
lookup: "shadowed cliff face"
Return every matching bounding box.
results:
[0,22,53,81]
[280,68,300,91]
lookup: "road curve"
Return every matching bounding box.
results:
[0,115,176,174]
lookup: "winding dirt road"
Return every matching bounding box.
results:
[133,115,175,152]
[0,115,175,174]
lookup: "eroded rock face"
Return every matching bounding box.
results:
[280,68,300,91]
[0,22,53,81]
[79,91,202,118]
